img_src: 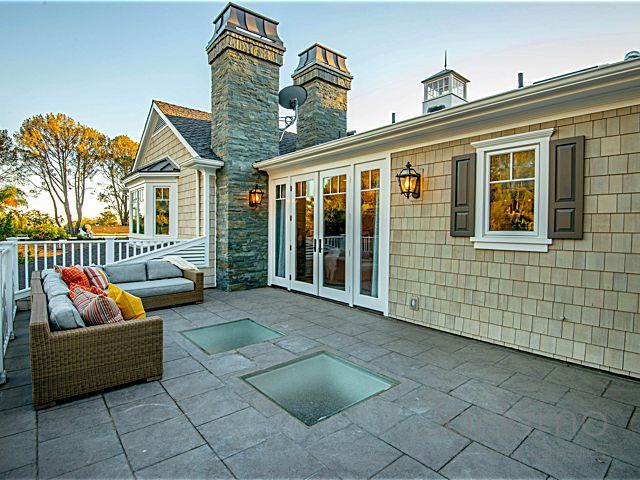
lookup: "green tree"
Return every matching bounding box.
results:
[0,185,27,212]
[13,113,108,234]
[98,135,138,226]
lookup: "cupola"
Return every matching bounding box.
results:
[421,64,469,114]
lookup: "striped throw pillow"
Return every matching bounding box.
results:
[72,287,123,325]
[69,283,106,300]
[83,266,109,291]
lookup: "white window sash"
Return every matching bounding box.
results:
[470,128,554,252]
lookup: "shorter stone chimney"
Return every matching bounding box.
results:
[292,44,352,149]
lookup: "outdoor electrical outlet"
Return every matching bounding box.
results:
[409,298,419,310]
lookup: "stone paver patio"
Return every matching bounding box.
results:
[1,287,640,479]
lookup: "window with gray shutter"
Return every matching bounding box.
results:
[450,153,476,237]
[548,136,585,239]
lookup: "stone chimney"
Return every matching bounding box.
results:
[292,44,352,149]
[207,3,285,290]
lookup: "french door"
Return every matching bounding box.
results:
[290,173,318,295]
[269,159,389,313]
[318,168,351,303]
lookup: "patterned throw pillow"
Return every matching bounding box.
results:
[69,283,106,300]
[83,266,109,291]
[61,265,90,288]
[72,287,123,326]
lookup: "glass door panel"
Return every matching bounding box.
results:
[291,175,317,295]
[358,169,380,297]
[354,160,388,312]
[319,169,350,303]
[270,181,288,288]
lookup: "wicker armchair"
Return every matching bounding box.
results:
[30,271,164,408]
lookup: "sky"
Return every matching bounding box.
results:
[0,1,639,218]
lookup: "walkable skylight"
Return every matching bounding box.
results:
[243,351,397,426]
[181,319,284,355]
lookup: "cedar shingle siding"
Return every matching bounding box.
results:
[389,104,640,378]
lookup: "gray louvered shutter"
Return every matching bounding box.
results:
[548,136,585,239]
[450,153,476,237]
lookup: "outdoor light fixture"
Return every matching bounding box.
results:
[396,162,421,198]
[249,184,264,208]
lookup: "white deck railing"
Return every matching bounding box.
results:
[0,241,17,384]
[5,236,208,299]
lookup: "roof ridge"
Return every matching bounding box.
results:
[153,100,211,121]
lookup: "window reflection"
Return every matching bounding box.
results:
[488,149,535,232]
[360,169,380,297]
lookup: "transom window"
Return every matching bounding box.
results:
[488,149,535,232]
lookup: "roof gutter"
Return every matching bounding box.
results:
[254,59,640,171]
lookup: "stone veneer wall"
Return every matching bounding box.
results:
[209,32,283,290]
[294,79,348,149]
[389,104,640,378]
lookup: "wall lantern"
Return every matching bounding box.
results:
[396,162,421,199]
[248,184,264,208]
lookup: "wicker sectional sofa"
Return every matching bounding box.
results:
[29,263,203,407]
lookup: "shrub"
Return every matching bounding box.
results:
[23,223,68,240]
[0,212,17,240]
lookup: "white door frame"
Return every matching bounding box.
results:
[318,166,352,304]
[289,172,318,295]
[266,153,391,315]
[268,177,290,288]
[353,160,390,313]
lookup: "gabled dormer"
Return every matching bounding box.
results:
[422,68,469,114]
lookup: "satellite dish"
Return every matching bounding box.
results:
[279,85,307,110]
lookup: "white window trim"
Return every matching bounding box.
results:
[470,128,554,252]
[130,187,145,236]
[153,186,172,237]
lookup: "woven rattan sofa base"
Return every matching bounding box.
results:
[141,268,204,311]
[30,271,164,408]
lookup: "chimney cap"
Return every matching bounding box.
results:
[208,3,284,50]
[293,43,352,78]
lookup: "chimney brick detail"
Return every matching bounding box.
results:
[207,4,284,290]
[292,44,352,150]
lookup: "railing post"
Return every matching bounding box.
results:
[5,238,19,297]
[105,237,115,265]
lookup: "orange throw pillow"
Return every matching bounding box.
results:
[61,266,90,288]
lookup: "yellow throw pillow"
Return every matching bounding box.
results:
[107,283,146,320]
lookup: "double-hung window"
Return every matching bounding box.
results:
[471,128,554,252]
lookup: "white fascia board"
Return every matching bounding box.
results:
[124,171,181,187]
[182,157,224,172]
[152,104,200,158]
[131,103,155,172]
[254,59,640,172]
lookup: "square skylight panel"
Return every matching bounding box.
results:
[181,319,284,355]
[243,351,397,426]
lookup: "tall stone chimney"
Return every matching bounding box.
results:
[207,3,285,290]
[292,44,352,149]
